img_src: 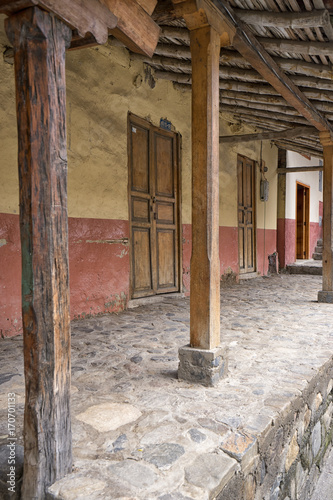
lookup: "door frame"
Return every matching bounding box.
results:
[295,181,310,260]
[237,154,257,275]
[127,112,182,299]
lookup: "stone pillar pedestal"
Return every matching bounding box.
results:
[178,345,228,387]
[318,291,333,303]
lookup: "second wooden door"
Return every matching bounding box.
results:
[238,155,256,274]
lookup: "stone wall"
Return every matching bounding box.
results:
[217,358,333,500]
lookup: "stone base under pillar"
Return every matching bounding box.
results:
[178,345,228,387]
[318,291,333,303]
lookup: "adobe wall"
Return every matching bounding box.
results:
[0,18,278,336]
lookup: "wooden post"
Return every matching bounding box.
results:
[318,132,333,302]
[5,7,72,497]
[178,24,227,386]
[189,25,221,350]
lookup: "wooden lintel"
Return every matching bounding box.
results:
[210,0,333,133]
[219,126,318,144]
[277,166,323,173]
[0,0,117,45]
[233,8,330,28]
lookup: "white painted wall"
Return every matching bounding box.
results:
[285,151,323,223]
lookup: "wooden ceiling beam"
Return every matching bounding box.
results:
[100,0,160,57]
[0,0,160,56]
[233,8,330,28]
[273,140,322,157]
[0,0,117,45]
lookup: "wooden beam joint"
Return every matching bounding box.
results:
[171,0,234,45]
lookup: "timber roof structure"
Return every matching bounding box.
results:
[138,0,333,157]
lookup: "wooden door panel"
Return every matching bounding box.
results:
[155,134,174,197]
[131,125,150,193]
[239,227,245,270]
[156,229,177,291]
[132,227,153,296]
[156,201,174,224]
[247,227,254,270]
[132,197,150,222]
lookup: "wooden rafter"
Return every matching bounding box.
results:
[219,126,318,143]
[209,0,333,133]
[258,37,333,56]
[233,8,330,28]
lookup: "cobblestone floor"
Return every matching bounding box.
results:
[0,274,333,499]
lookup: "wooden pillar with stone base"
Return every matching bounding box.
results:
[318,131,333,303]
[5,8,72,498]
[178,25,227,386]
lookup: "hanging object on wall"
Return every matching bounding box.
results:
[260,179,269,202]
[160,117,172,131]
[259,142,269,202]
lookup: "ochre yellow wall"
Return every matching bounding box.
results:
[65,43,193,222]
[0,18,278,230]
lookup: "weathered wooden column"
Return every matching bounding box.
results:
[5,7,72,498]
[318,132,333,302]
[178,24,228,386]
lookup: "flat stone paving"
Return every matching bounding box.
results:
[1,274,333,499]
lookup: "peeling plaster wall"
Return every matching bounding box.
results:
[0,19,279,336]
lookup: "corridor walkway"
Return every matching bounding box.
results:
[1,274,333,499]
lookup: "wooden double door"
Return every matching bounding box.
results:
[129,115,180,298]
[238,155,256,274]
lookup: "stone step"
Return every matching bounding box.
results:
[313,253,323,261]
[287,263,322,275]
